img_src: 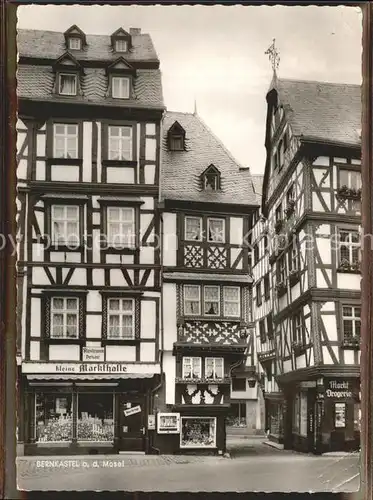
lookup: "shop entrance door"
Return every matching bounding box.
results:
[119,396,145,452]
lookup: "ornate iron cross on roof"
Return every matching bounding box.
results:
[265,38,280,72]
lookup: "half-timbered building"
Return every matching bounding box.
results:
[16,26,165,455]
[253,76,361,453]
[155,111,260,453]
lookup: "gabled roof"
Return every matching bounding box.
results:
[64,25,86,44]
[111,28,131,39]
[161,111,259,207]
[17,28,159,64]
[270,78,361,147]
[53,52,82,70]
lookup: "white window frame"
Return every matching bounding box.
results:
[183,285,201,316]
[184,216,202,241]
[112,76,130,99]
[180,416,217,449]
[182,356,202,380]
[223,286,240,317]
[108,125,133,161]
[53,123,79,159]
[342,305,361,339]
[58,73,77,96]
[115,39,128,52]
[106,206,135,248]
[339,169,362,190]
[293,313,304,345]
[50,297,79,339]
[203,285,220,316]
[107,298,135,340]
[51,205,80,246]
[207,217,225,243]
[205,357,224,380]
[68,37,81,50]
[290,240,298,272]
[339,229,360,265]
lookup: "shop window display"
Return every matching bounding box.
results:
[77,393,114,441]
[35,393,73,442]
[226,402,246,427]
[180,417,216,448]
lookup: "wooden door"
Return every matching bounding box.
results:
[119,396,145,452]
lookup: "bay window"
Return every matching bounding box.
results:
[223,287,240,317]
[51,297,79,339]
[339,229,360,267]
[203,286,220,316]
[339,169,361,190]
[107,298,135,339]
[182,357,202,379]
[184,285,201,315]
[108,125,132,161]
[183,284,241,319]
[342,305,361,340]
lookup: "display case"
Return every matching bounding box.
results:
[157,413,180,434]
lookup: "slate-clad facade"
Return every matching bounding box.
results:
[253,76,361,454]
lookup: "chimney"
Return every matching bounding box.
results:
[129,28,141,36]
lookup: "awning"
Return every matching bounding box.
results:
[27,373,154,381]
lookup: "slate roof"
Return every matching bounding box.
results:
[161,111,259,207]
[17,28,159,63]
[251,174,263,204]
[17,65,164,109]
[271,78,361,147]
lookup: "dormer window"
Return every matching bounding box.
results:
[106,58,135,100]
[167,121,185,151]
[115,39,128,53]
[112,76,130,99]
[59,73,77,96]
[201,164,221,191]
[68,37,81,50]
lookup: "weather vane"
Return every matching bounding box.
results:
[265,38,280,72]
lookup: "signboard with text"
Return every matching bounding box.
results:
[22,362,161,375]
[124,405,141,417]
[82,347,105,362]
[324,380,353,399]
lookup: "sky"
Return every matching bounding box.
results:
[17,5,362,174]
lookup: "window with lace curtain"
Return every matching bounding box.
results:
[106,207,135,248]
[205,357,224,379]
[183,285,240,318]
[107,298,135,339]
[185,217,202,241]
[58,73,77,96]
[223,287,240,317]
[51,205,80,246]
[53,124,78,159]
[207,218,225,243]
[182,357,202,379]
[51,297,79,339]
[108,125,133,161]
[203,286,220,316]
[183,285,201,315]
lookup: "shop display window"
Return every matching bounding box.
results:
[334,402,346,429]
[180,417,216,448]
[77,393,114,441]
[226,402,246,427]
[35,393,73,442]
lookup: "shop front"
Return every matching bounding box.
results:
[19,361,161,456]
[264,393,284,444]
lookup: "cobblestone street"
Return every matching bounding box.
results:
[17,437,360,492]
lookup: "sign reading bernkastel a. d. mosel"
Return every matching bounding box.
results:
[325,380,353,398]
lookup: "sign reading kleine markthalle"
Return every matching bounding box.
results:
[21,362,161,374]
[325,380,353,398]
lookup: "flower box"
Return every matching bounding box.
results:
[341,337,360,350]
[337,259,361,274]
[292,342,306,355]
[336,186,362,201]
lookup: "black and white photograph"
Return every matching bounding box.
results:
[15,3,362,492]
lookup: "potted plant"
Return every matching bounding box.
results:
[337,185,362,201]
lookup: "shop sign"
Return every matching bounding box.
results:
[22,362,161,375]
[299,381,316,389]
[124,405,141,417]
[157,413,180,434]
[148,415,156,430]
[325,380,353,399]
[82,347,105,362]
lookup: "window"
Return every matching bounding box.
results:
[68,37,81,50]
[182,357,202,379]
[107,298,135,339]
[275,205,282,222]
[292,313,304,345]
[108,126,132,161]
[205,358,224,379]
[115,39,128,52]
[256,282,262,306]
[107,207,135,248]
[289,239,299,272]
[35,393,73,442]
[277,254,286,283]
[183,285,240,318]
[334,402,346,429]
[339,229,360,266]
[339,169,361,190]
[207,218,225,243]
[112,76,130,99]
[77,393,114,441]
[169,135,184,151]
[58,73,77,96]
[223,287,240,317]
[51,297,79,339]
[286,184,294,204]
[51,205,80,246]
[267,315,274,339]
[264,274,270,300]
[53,123,78,159]
[227,402,246,427]
[184,285,201,315]
[232,377,246,392]
[254,244,260,264]
[201,167,221,191]
[203,286,220,316]
[259,319,266,343]
[180,417,216,448]
[342,305,361,340]
[185,216,202,241]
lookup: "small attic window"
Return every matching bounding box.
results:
[68,37,81,50]
[167,121,185,151]
[115,40,128,53]
[201,165,221,191]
